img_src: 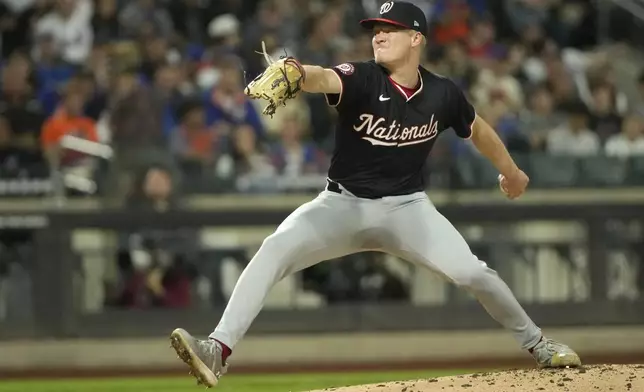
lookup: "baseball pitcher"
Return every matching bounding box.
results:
[170,2,582,387]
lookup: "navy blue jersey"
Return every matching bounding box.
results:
[324,60,476,198]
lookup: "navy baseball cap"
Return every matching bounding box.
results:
[360,1,428,35]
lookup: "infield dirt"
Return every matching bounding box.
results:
[307,364,644,392]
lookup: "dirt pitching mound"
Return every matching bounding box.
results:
[308,364,644,392]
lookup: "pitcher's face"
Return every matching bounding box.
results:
[372,23,423,66]
[372,24,412,64]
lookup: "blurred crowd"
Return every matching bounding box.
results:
[0,0,641,202]
[1,0,644,311]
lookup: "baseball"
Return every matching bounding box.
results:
[498,174,509,195]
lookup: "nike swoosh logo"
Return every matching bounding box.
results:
[379,95,390,101]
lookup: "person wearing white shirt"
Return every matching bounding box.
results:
[33,0,93,65]
[546,102,600,156]
[605,114,644,158]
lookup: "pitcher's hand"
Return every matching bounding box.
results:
[498,170,529,200]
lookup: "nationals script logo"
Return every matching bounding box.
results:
[352,113,439,147]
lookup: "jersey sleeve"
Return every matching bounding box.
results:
[324,62,372,109]
[445,80,476,139]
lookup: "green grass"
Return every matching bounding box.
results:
[0,370,477,392]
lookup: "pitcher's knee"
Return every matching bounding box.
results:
[449,262,498,290]
[253,233,302,278]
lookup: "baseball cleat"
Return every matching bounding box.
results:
[170,328,228,388]
[530,337,582,368]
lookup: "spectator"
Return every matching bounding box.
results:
[518,25,552,85]
[504,0,551,36]
[546,102,600,156]
[546,57,581,108]
[0,3,20,59]
[231,124,274,179]
[1,50,37,91]
[108,77,168,149]
[471,51,524,113]
[296,10,352,149]
[72,71,107,121]
[31,32,76,115]
[351,32,376,62]
[0,0,635,201]
[0,113,45,178]
[40,88,98,173]
[441,41,477,89]
[333,0,368,38]
[138,36,173,83]
[270,112,326,177]
[170,99,223,165]
[0,0,46,59]
[103,75,175,205]
[118,0,174,39]
[153,63,192,136]
[519,84,566,151]
[505,42,530,83]
[636,70,644,116]
[106,41,142,76]
[204,13,242,61]
[106,163,200,310]
[91,0,120,44]
[170,0,217,45]
[110,67,140,102]
[466,17,501,64]
[40,70,107,120]
[477,100,527,153]
[83,44,111,91]
[0,53,46,153]
[588,83,623,143]
[128,165,177,212]
[240,0,298,79]
[548,1,597,49]
[431,0,472,46]
[297,8,344,67]
[109,162,199,309]
[0,114,16,173]
[186,14,242,92]
[259,93,311,140]
[204,56,264,140]
[34,0,93,66]
[605,114,644,158]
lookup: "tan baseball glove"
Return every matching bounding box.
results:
[244,41,306,117]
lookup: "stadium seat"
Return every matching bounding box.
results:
[578,155,629,187]
[477,156,504,188]
[510,152,532,178]
[454,155,479,189]
[626,156,644,186]
[529,154,579,188]
[456,153,506,189]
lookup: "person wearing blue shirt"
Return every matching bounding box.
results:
[202,56,265,140]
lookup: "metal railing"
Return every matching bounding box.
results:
[49,135,114,207]
[0,202,641,340]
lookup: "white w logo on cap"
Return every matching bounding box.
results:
[380,1,394,14]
